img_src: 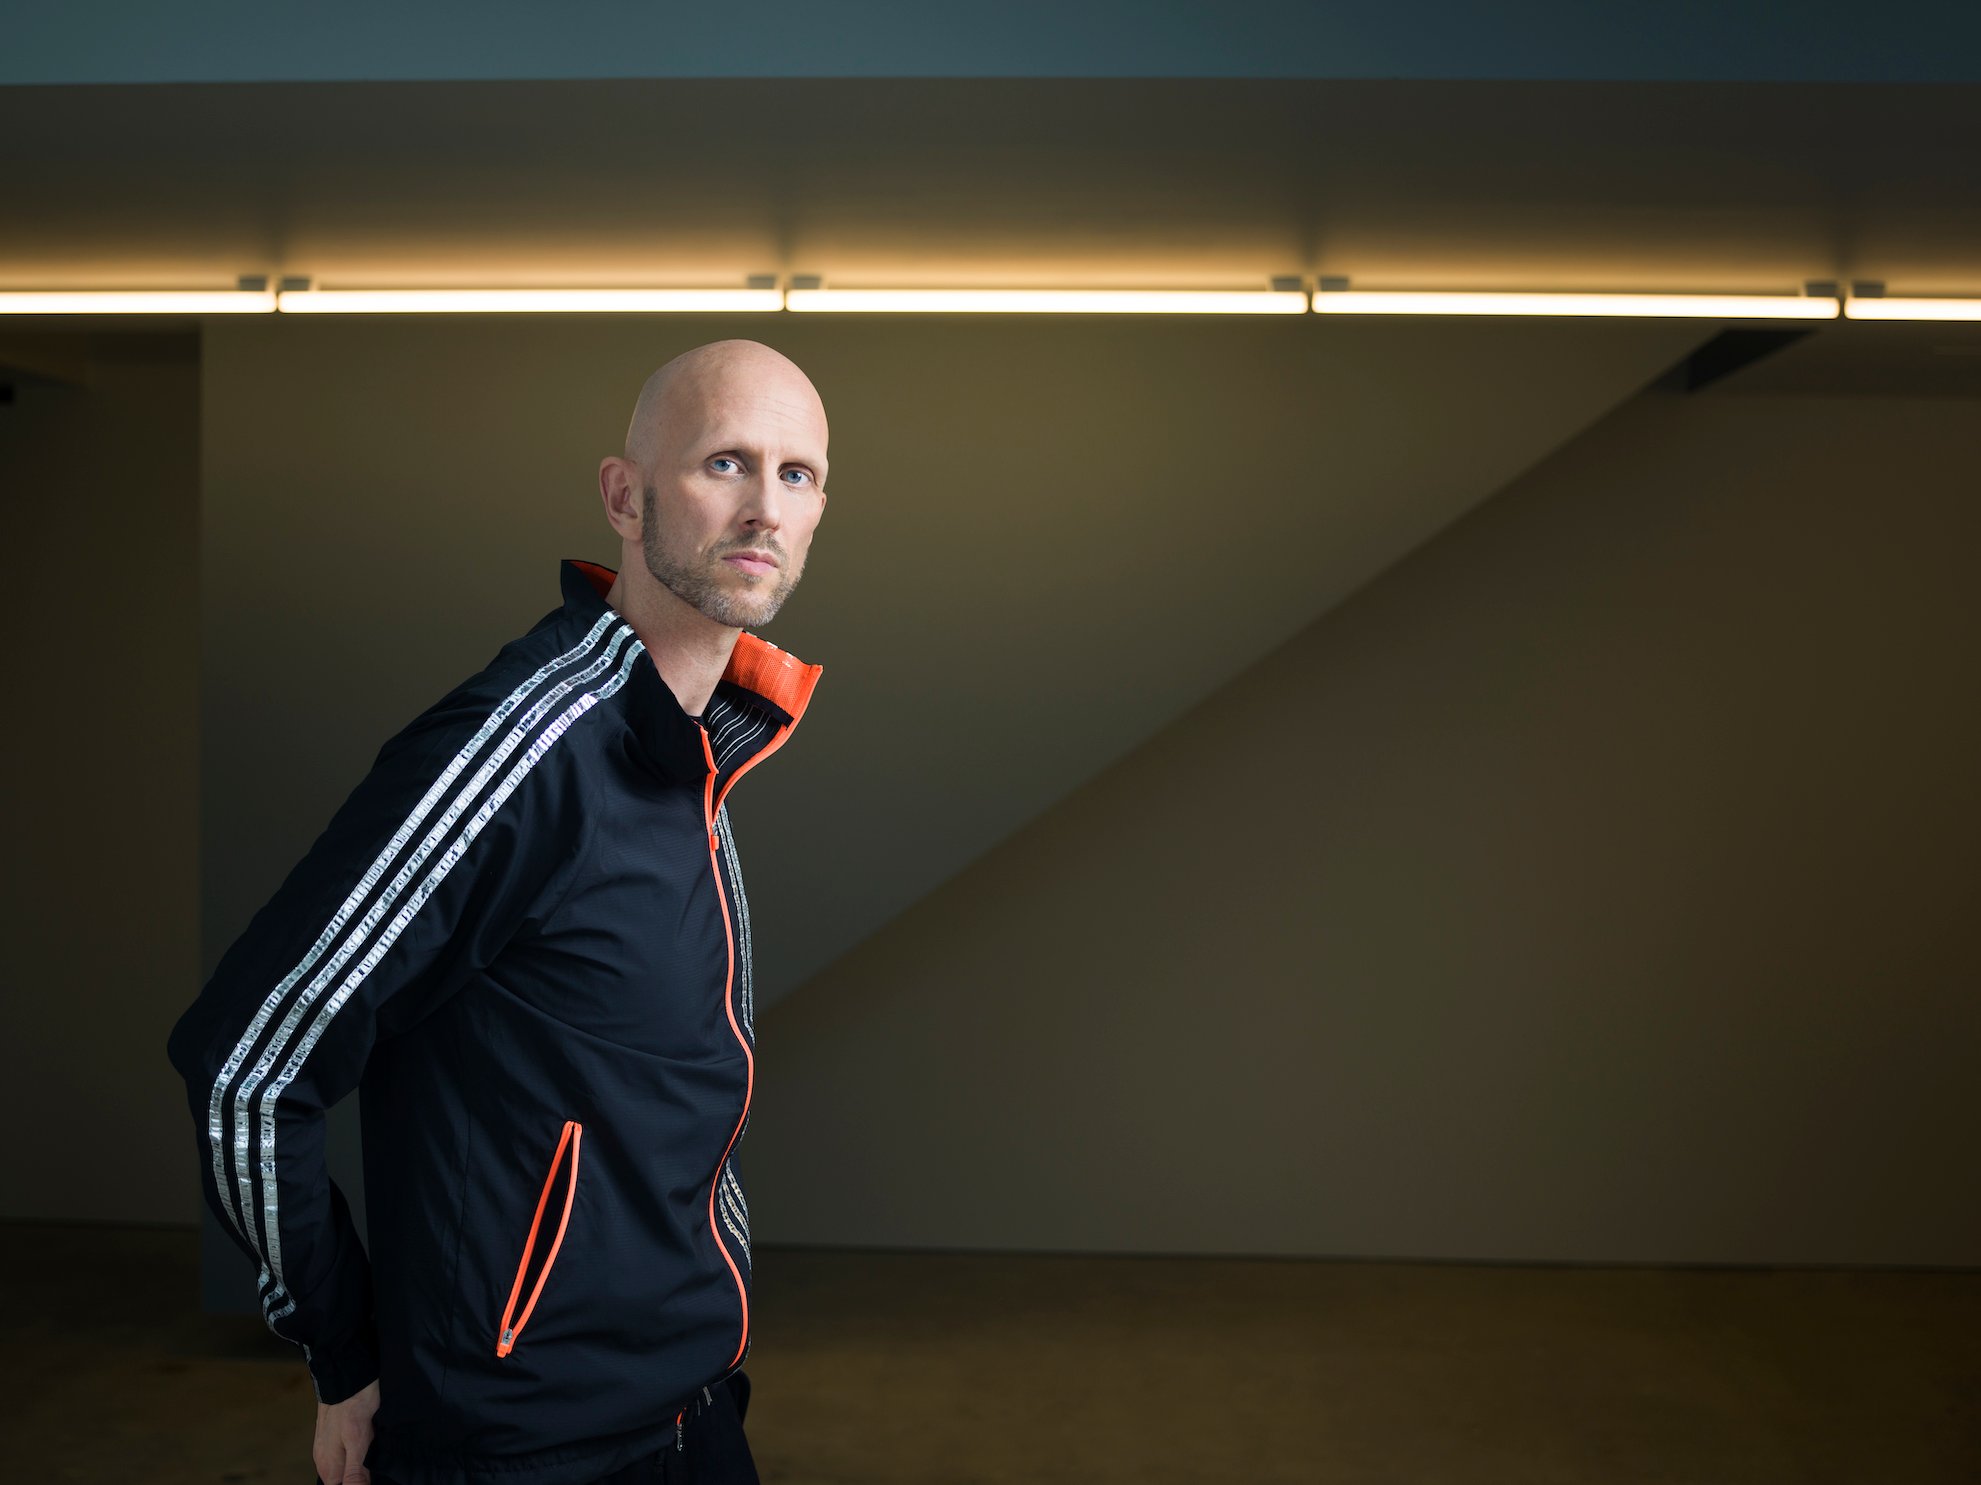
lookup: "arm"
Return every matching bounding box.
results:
[165,671,594,1407]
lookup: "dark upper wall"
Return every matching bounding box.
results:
[8,0,1981,85]
[7,79,1980,298]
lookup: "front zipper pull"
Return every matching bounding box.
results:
[676,1409,685,1451]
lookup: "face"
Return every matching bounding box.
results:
[636,363,828,630]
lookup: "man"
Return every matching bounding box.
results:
[165,339,830,1485]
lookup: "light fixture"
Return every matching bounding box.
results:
[1841,281,1981,321]
[0,288,277,315]
[5,276,1925,322]
[1310,280,1839,319]
[273,287,785,313]
[783,287,1308,314]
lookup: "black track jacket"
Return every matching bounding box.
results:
[165,557,823,1485]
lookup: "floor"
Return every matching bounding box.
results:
[6,1222,1977,1483]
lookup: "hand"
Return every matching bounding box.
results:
[313,1375,381,1484]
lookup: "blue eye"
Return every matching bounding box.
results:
[710,457,738,473]
[782,469,812,485]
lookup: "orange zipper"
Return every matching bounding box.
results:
[494,1119,582,1357]
[697,722,766,1370]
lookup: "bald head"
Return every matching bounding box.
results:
[601,338,829,637]
[624,339,827,473]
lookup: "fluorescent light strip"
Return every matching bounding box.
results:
[1842,296,1981,321]
[785,288,1307,314]
[5,285,1917,321]
[1312,290,1838,319]
[0,289,277,314]
[275,288,784,313]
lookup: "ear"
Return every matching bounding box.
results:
[598,456,642,541]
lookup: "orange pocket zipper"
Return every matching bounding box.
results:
[495,1119,582,1357]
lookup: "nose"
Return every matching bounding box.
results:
[738,471,786,530]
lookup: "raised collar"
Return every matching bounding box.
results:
[557,557,823,788]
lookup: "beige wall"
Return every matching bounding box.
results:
[745,386,1981,1267]
[191,311,1696,1017]
[8,319,1972,1271]
[0,332,201,1222]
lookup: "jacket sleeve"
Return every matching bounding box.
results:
[165,690,594,1405]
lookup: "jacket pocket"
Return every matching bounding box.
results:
[494,1118,583,1357]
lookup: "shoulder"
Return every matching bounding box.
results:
[366,610,635,823]
[394,609,633,750]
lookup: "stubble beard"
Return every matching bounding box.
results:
[641,482,800,630]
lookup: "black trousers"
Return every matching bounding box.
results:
[363,1370,759,1485]
[594,1369,759,1485]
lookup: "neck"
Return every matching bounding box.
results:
[603,560,739,720]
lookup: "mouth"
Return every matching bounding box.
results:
[720,551,779,577]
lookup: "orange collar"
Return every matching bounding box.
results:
[566,557,822,724]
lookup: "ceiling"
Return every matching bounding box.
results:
[12,2,1981,86]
